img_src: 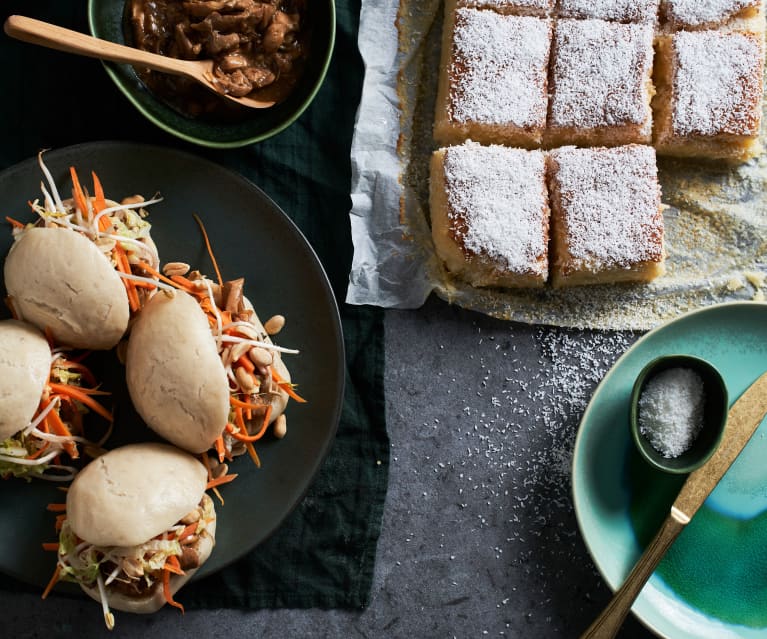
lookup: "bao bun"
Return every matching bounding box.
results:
[125,291,229,454]
[66,442,208,547]
[67,443,214,614]
[0,320,50,440]
[4,227,130,349]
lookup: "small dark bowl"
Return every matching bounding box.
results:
[87,0,335,148]
[629,355,728,474]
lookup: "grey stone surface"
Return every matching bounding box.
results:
[2,296,657,638]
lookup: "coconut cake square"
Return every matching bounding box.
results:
[430,141,550,288]
[547,144,665,287]
[434,8,552,147]
[545,19,655,148]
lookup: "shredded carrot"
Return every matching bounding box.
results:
[69,167,90,221]
[5,216,24,229]
[225,404,272,442]
[164,555,185,576]
[48,383,113,422]
[138,260,197,293]
[130,279,157,290]
[214,435,226,463]
[271,368,307,403]
[206,473,238,490]
[41,542,59,552]
[170,274,197,290]
[193,213,223,287]
[41,564,61,600]
[114,244,140,312]
[45,408,78,459]
[245,441,261,468]
[91,171,108,219]
[55,514,66,531]
[176,522,198,541]
[229,396,264,411]
[27,440,51,460]
[237,355,255,373]
[46,503,67,512]
[234,407,246,430]
[162,568,185,612]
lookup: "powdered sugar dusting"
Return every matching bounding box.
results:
[449,10,551,128]
[550,145,663,269]
[672,30,763,137]
[444,142,548,275]
[556,0,659,22]
[549,19,654,129]
[459,0,552,13]
[663,0,760,27]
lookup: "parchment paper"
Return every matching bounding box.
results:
[347,0,767,330]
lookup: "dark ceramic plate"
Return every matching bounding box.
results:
[87,0,336,148]
[0,142,344,592]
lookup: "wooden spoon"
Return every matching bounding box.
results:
[4,15,275,110]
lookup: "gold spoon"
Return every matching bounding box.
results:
[3,15,275,110]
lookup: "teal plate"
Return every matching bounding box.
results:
[88,0,336,148]
[573,301,767,639]
[0,142,344,593]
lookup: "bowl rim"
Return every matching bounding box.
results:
[87,0,337,148]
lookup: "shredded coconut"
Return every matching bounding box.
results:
[549,19,654,129]
[448,10,551,128]
[443,141,548,275]
[556,0,659,22]
[638,367,705,458]
[662,0,760,27]
[459,0,552,13]
[400,324,638,636]
[671,30,763,137]
[550,145,663,270]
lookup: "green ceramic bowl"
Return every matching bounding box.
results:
[87,0,336,148]
[630,355,728,474]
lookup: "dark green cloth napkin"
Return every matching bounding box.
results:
[0,0,388,609]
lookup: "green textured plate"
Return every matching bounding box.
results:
[87,0,336,148]
[0,142,344,592]
[574,301,767,639]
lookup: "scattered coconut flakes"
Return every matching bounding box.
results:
[392,321,637,635]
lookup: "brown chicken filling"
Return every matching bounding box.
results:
[128,0,309,118]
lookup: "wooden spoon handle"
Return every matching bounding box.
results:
[579,512,686,639]
[4,15,194,78]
